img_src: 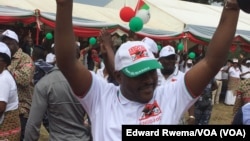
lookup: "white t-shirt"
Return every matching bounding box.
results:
[157,67,185,87]
[95,67,109,81]
[222,66,229,80]
[215,67,223,80]
[241,65,250,79]
[79,72,196,141]
[0,70,18,112]
[228,66,241,78]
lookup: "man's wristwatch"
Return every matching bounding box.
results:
[224,0,240,10]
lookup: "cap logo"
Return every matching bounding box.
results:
[4,30,10,36]
[129,45,148,61]
[168,47,174,52]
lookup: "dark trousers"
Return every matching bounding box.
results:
[43,111,50,133]
[19,115,28,141]
[194,103,213,125]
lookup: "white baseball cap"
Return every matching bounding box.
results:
[51,43,55,48]
[246,60,250,63]
[159,45,176,58]
[0,42,11,59]
[233,58,238,63]
[114,41,163,77]
[46,53,56,63]
[2,29,19,43]
[187,59,193,64]
[141,37,158,54]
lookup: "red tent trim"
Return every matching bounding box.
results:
[0,16,35,24]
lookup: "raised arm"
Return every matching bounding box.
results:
[99,28,115,80]
[55,0,92,97]
[186,0,240,97]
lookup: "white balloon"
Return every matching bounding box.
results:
[135,9,150,24]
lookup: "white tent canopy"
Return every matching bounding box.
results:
[0,0,250,43]
[105,0,250,42]
[105,0,250,31]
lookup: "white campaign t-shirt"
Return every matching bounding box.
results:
[228,67,241,78]
[241,65,250,79]
[78,72,196,141]
[0,70,18,112]
[157,67,185,87]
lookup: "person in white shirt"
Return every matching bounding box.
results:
[224,58,242,105]
[240,60,250,79]
[0,42,20,140]
[157,45,195,124]
[54,0,240,140]
[212,67,224,105]
[157,45,185,86]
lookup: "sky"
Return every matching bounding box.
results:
[74,0,111,7]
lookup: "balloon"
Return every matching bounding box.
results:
[46,33,53,40]
[157,44,162,51]
[177,43,184,51]
[188,52,196,59]
[129,17,144,32]
[237,0,250,13]
[89,37,96,45]
[119,6,135,22]
[140,3,150,10]
[135,9,150,24]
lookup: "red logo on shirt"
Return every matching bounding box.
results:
[139,101,161,124]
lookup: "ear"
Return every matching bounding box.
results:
[114,71,122,84]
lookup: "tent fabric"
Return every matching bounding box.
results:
[0,0,183,39]
[0,5,35,24]
[0,0,250,51]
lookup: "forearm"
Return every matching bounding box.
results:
[102,47,115,79]
[55,0,92,96]
[187,1,240,97]
[206,0,240,69]
[55,0,75,70]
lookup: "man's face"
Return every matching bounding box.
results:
[158,54,176,75]
[117,69,158,104]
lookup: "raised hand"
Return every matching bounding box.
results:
[99,28,113,54]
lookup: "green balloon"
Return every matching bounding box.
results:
[46,33,53,40]
[89,37,97,45]
[188,52,196,59]
[129,17,143,32]
[177,43,184,51]
[141,4,150,10]
[157,44,162,51]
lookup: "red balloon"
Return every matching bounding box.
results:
[119,6,135,22]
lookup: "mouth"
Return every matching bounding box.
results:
[139,83,155,93]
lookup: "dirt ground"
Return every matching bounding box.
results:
[38,102,234,140]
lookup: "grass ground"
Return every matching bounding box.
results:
[38,102,234,140]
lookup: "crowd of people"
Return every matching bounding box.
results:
[0,0,249,140]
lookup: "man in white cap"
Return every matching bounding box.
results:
[157,45,195,124]
[142,37,159,58]
[1,29,35,141]
[54,0,240,140]
[157,45,183,85]
[45,43,56,65]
